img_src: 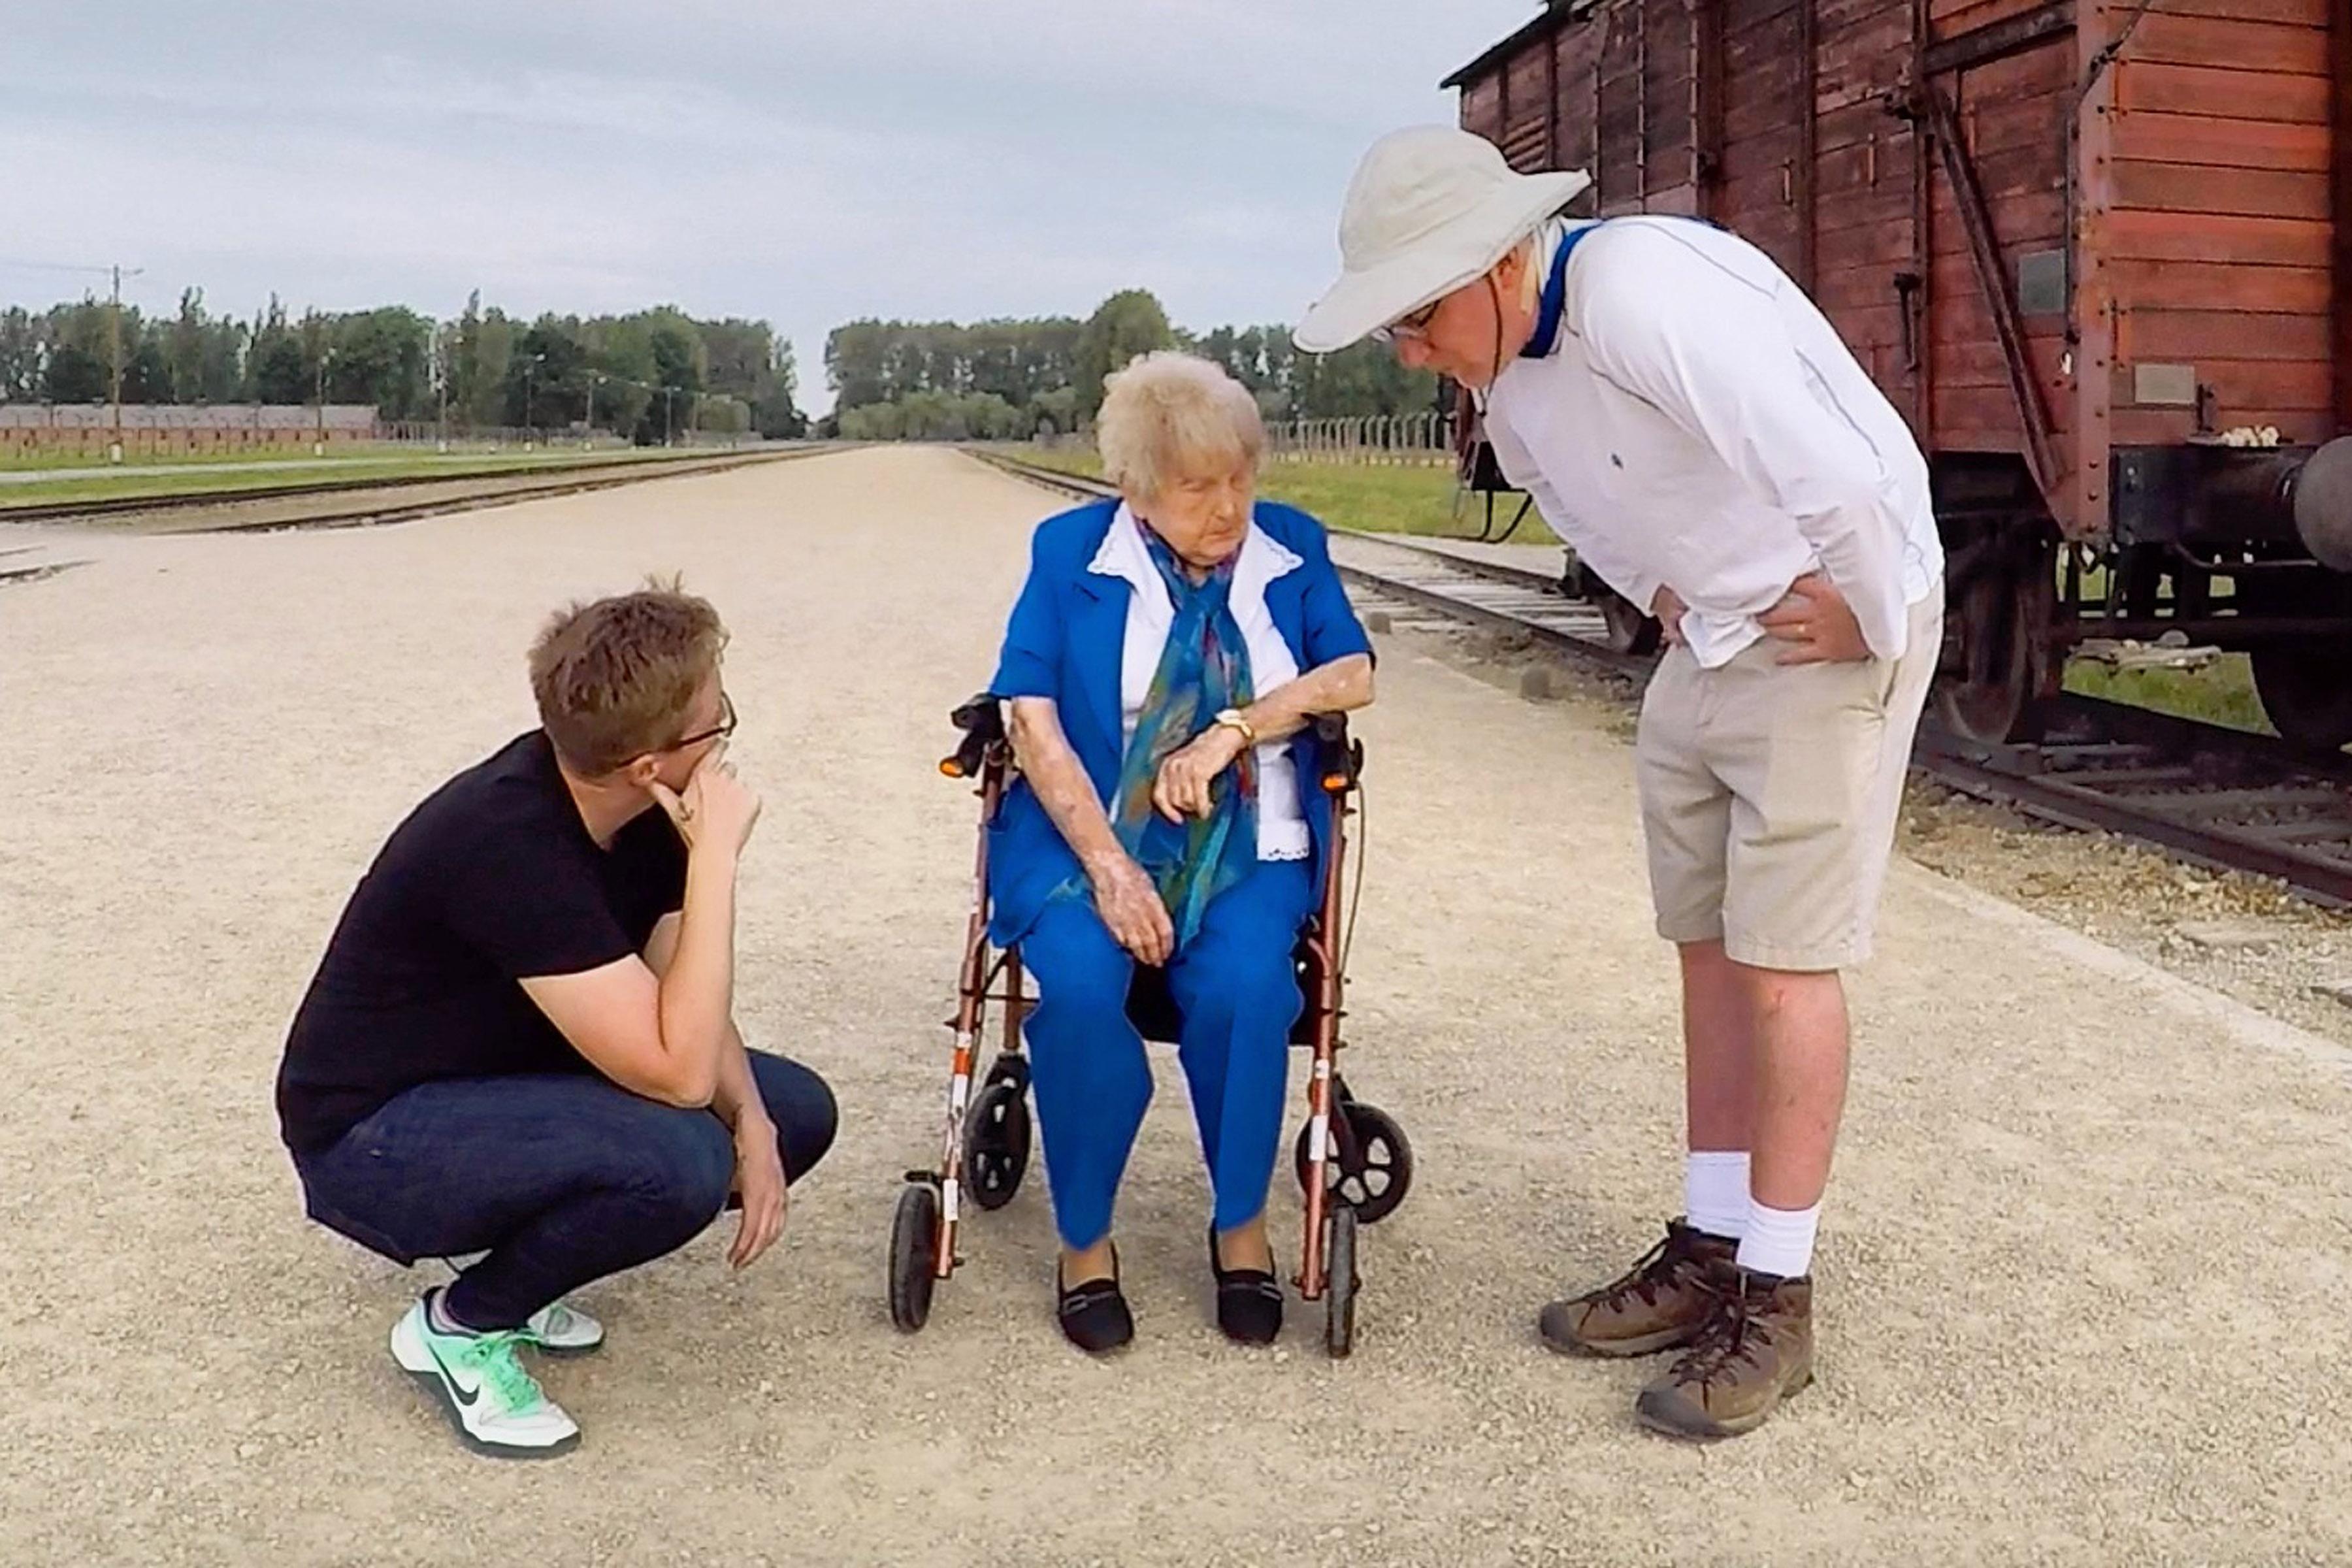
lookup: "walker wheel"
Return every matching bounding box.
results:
[1324,1205,1359,1359]
[962,1076,1032,1212]
[888,1181,941,1332]
[1294,1102,1414,1225]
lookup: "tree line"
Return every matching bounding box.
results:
[0,291,806,441]
[823,287,1440,442]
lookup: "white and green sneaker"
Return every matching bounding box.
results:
[519,1299,604,1355]
[389,1293,581,1458]
[436,1258,604,1355]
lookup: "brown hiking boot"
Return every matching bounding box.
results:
[1633,1262,1814,1439]
[1537,1218,1737,1357]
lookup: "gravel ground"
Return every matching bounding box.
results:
[1362,599,2352,1055]
[4,446,2351,1567]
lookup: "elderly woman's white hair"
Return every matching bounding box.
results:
[1096,351,1266,502]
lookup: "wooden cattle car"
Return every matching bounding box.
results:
[1446,0,2352,744]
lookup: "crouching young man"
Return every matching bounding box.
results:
[276,583,837,1458]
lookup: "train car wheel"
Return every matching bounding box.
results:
[1598,589,1662,656]
[1934,532,2053,743]
[2251,642,2352,751]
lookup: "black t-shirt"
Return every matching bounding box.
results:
[276,730,687,1154]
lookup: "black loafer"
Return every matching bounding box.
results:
[1056,1247,1134,1354]
[1209,1226,1284,1346]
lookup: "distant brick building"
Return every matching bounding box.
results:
[0,403,382,461]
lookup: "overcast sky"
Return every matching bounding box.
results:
[1,1,1537,410]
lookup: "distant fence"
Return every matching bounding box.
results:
[1028,412,1458,468]
[0,402,380,460]
[0,404,766,461]
[1266,413,1455,466]
[377,421,755,451]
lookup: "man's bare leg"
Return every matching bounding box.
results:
[1678,939,1755,1240]
[1742,966,1848,1216]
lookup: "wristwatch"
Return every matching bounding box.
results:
[1213,708,1256,745]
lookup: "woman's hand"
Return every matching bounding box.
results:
[1152,725,1249,824]
[1086,850,1174,966]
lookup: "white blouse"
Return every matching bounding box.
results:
[1088,504,1311,860]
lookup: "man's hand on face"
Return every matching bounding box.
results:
[649,743,762,858]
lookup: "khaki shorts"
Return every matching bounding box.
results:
[1635,585,1943,972]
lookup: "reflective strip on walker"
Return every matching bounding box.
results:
[1309,1115,1329,1164]
[948,1072,971,1120]
[942,1177,961,1224]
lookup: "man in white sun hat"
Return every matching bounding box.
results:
[1298,125,1943,1440]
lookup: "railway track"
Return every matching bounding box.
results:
[972,448,2352,908]
[0,445,831,532]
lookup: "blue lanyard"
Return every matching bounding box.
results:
[1521,215,1727,359]
[1520,221,1600,361]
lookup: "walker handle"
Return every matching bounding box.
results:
[941,693,1007,779]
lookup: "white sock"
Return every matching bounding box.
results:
[1684,1151,1750,1240]
[1735,1199,1821,1279]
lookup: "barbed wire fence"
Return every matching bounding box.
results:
[1026,412,1458,467]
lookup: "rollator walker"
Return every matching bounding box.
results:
[887,694,1413,1356]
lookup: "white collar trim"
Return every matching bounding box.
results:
[1088,503,1304,615]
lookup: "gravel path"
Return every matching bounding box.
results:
[3,446,2348,1567]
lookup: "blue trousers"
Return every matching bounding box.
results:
[1020,858,1316,1250]
[293,1051,838,1329]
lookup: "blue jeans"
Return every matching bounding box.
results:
[293,1051,837,1329]
[1021,858,1315,1250]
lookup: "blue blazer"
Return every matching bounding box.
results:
[985,498,1374,945]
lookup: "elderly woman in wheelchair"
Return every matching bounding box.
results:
[987,353,1375,1352]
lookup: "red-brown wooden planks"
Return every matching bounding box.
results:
[2125,13,2332,74]
[2112,113,2330,173]
[2108,161,2332,220]
[2129,0,2327,27]
[2121,308,2331,360]
[1929,0,2054,32]
[2102,210,2334,267]
[2114,61,2331,122]
[2105,259,2336,314]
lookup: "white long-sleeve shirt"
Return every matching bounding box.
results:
[1484,216,1942,666]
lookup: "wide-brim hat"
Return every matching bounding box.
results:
[1296,125,1591,354]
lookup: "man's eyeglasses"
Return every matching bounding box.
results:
[1370,299,1442,345]
[670,692,737,751]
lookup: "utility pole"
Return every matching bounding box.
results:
[662,386,675,448]
[313,346,333,455]
[106,263,145,464]
[521,351,546,448]
[585,372,602,449]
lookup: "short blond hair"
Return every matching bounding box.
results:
[1096,351,1264,502]
[527,579,728,776]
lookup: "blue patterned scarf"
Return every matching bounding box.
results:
[1103,529,1258,948]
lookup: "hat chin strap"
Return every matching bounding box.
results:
[1467,274,1506,419]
